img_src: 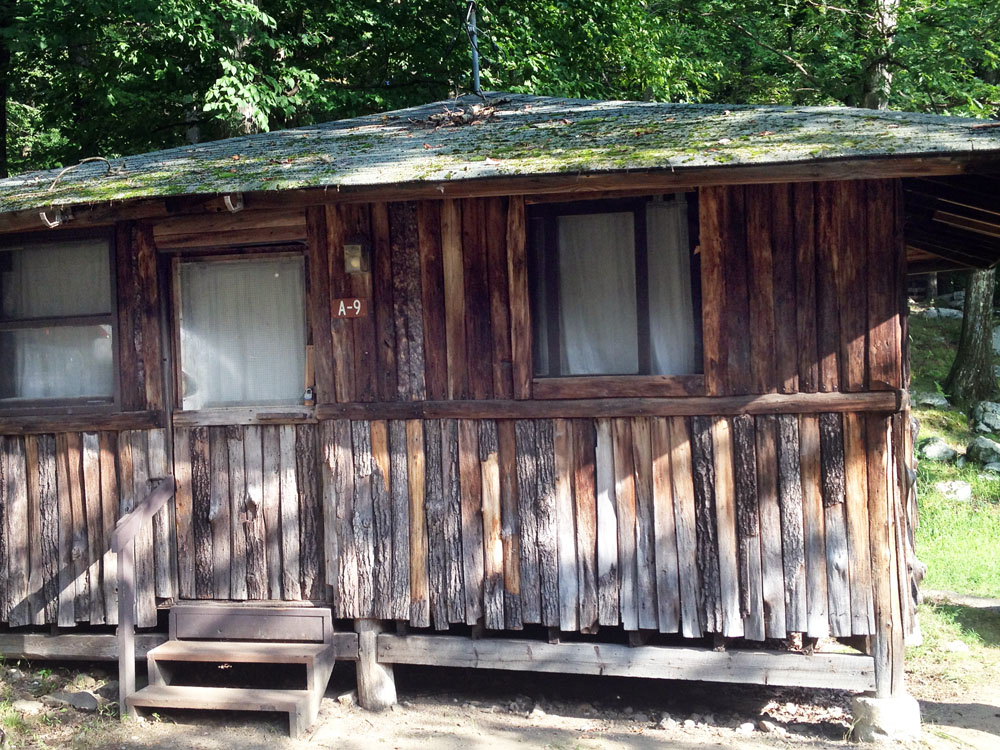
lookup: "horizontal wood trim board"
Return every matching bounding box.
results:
[532,375,706,399]
[2,153,995,236]
[316,391,902,421]
[376,635,876,692]
[0,633,167,661]
[0,410,163,435]
[172,408,318,427]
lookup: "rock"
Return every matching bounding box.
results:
[12,699,44,715]
[758,719,787,735]
[42,690,99,712]
[71,673,98,690]
[737,722,755,735]
[956,455,968,468]
[993,326,1000,355]
[967,435,1000,463]
[96,680,118,703]
[851,693,921,742]
[623,706,634,715]
[920,307,939,318]
[682,719,696,729]
[983,462,1000,474]
[914,392,949,408]
[973,401,1000,433]
[657,716,677,730]
[934,480,972,502]
[633,712,649,723]
[336,690,357,706]
[936,307,963,319]
[944,639,970,653]
[577,702,595,715]
[7,668,25,680]
[528,704,546,719]
[918,437,957,462]
[703,713,715,725]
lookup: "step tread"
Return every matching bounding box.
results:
[126,685,311,712]
[148,640,331,664]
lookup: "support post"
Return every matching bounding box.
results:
[117,540,136,718]
[356,619,396,711]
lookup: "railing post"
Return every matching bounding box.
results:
[118,537,136,718]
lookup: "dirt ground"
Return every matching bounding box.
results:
[2,655,997,750]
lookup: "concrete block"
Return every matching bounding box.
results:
[851,692,921,742]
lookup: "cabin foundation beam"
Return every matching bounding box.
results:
[355,619,397,711]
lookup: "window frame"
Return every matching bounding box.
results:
[0,228,121,414]
[525,195,704,396]
[170,248,310,413]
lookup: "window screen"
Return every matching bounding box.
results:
[0,238,114,403]
[179,257,306,410]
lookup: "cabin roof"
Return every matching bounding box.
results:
[2,92,1000,215]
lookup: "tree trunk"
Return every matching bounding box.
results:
[944,267,997,406]
[860,0,899,110]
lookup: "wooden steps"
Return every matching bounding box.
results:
[125,603,338,738]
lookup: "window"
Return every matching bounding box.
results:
[177,255,306,410]
[0,235,116,406]
[528,195,699,378]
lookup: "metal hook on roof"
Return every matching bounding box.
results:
[39,207,71,228]
[224,193,244,213]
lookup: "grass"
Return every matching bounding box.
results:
[909,310,1000,599]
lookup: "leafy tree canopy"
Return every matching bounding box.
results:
[1,0,998,175]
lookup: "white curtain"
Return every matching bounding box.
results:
[647,198,697,375]
[180,257,305,410]
[558,212,638,375]
[0,240,114,401]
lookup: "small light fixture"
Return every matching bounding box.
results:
[344,236,369,274]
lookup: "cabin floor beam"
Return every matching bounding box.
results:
[0,633,167,661]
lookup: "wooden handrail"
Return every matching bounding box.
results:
[116,477,175,718]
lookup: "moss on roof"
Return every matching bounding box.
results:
[2,93,1000,215]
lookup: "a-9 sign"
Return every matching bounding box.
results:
[332,297,367,318]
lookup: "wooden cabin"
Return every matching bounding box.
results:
[1,93,999,735]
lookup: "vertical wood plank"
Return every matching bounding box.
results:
[844,412,875,634]
[553,418,578,632]
[306,206,336,403]
[651,418,680,634]
[332,421,357,616]
[55,433,76,625]
[351,421,374,615]
[136,225,164,412]
[458,419,485,625]
[771,183,799,393]
[799,415,830,639]
[261,426,283,600]
[723,187,752,394]
[424,420,448,629]
[208,428,231,601]
[595,419,619,627]
[777,414,807,633]
[699,187,726,395]
[244,426,268,600]
[820,413,852,636]
[746,185,777,394]
[66,433,89,621]
[815,181,841,392]
[326,205,356,403]
[173,428,195,599]
[535,419,560,628]
[839,182,868,391]
[389,202,428,401]
[343,204,378,403]
[0,439,8,622]
[573,420,598,634]
[755,416,786,638]
[498,420,523,630]
[418,201,448,401]
[35,436,60,623]
[506,196,532,399]
[296,424,322,601]
[371,202,398,402]
[227,426,248,601]
[320,422,339,600]
[4,439,29,626]
[732,414,764,641]
[462,199,494,400]
[440,419,465,623]
[793,182,819,392]
[612,418,638,631]
[691,416,722,633]
[98,433,119,625]
[514,420,541,624]
[486,198,513,399]
[279,425,301,600]
[668,418,701,638]
[406,420,430,627]
[370,421,393,617]
[712,418,744,637]
[867,180,902,390]
[480,420,505,630]
[115,222,142,410]
[25,436,47,625]
[867,415,894,696]
[390,420,411,620]
[148,428,174,600]
[190,428,213,599]
[82,433,105,624]
[631,418,658,631]
[441,200,468,400]
[131,431,156,628]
